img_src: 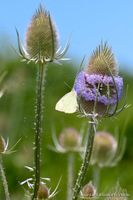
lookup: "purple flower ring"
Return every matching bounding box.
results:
[74,71,123,115]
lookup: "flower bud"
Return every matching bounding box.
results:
[91,131,117,167]
[59,128,81,151]
[81,181,96,198]
[26,5,58,63]
[0,136,6,153]
[37,183,49,199]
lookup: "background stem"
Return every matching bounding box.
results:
[93,165,100,190]
[72,122,96,200]
[0,156,10,200]
[67,153,75,200]
[32,63,45,200]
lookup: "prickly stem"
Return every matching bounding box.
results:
[72,121,95,200]
[32,63,46,200]
[0,156,10,200]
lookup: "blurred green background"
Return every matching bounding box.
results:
[0,52,132,199]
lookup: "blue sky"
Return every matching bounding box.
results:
[0,0,133,72]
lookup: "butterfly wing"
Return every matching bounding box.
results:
[55,90,78,113]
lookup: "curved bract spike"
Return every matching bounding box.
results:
[111,137,126,166]
[5,138,21,155]
[51,127,65,152]
[93,83,100,114]
[115,85,129,116]
[48,178,61,199]
[56,46,62,54]
[48,13,55,61]
[52,59,62,65]
[59,57,71,61]
[55,36,70,59]
[24,166,34,172]
[16,29,29,59]
[79,55,86,71]
[104,83,111,116]
[100,56,119,117]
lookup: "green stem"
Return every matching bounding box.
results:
[67,153,75,200]
[72,122,95,200]
[0,156,10,200]
[32,63,45,200]
[93,165,100,190]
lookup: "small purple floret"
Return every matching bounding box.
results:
[74,71,123,106]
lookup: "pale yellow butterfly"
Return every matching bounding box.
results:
[55,90,78,113]
[55,56,86,114]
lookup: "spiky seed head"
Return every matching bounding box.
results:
[26,5,58,62]
[87,42,118,76]
[37,184,49,199]
[91,131,117,167]
[0,136,6,153]
[59,128,81,151]
[81,181,96,198]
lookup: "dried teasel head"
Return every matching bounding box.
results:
[16,4,69,64]
[26,5,58,63]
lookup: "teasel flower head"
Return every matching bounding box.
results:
[16,4,69,64]
[50,127,84,153]
[74,42,126,118]
[80,181,96,199]
[90,131,126,167]
[59,128,81,151]
[91,131,117,167]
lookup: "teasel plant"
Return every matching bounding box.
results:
[90,130,126,190]
[49,127,85,200]
[0,72,21,200]
[90,117,128,190]
[0,136,10,200]
[0,135,21,200]
[56,42,128,200]
[20,171,61,200]
[16,4,69,199]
